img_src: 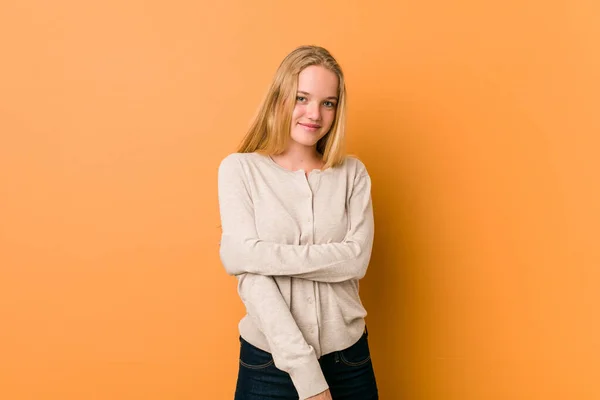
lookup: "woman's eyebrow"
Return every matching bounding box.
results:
[297,90,338,100]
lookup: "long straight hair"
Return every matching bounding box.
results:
[236,46,348,169]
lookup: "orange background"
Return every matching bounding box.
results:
[1,1,599,399]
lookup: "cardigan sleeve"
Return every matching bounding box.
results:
[217,154,328,399]
[218,154,374,284]
[235,273,329,399]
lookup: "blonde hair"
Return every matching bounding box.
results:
[236,45,348,169]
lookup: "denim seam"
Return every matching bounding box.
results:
[339,352,371,367]
[239,358,275,369]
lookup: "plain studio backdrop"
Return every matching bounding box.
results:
[0,1,598,399]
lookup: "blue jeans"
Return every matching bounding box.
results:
[234,327,378,399]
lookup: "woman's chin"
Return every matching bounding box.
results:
[290,131,324,147]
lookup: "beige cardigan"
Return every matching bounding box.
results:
[217,152,374,399]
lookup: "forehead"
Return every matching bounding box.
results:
[297,65,339,96]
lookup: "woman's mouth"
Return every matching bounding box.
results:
[298,123,321,131]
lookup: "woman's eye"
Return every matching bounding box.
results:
[296,96,306,102]
[324,101,336,108]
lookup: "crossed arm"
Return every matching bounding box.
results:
[218,155,375,284]
[235,273,329,399]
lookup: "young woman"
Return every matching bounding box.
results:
[217,45,378,400]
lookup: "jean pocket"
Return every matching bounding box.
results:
[339,333,371,367]
[239,336,275,370]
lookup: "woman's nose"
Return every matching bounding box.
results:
[306,101,321,120]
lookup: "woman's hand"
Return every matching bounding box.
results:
[307,388,333,400]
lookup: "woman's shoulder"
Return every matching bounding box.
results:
[219,152,264,170]
[340,154,370,177]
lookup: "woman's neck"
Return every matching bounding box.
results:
[271,145,324,171]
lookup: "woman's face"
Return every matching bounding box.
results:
[289,65,339,150]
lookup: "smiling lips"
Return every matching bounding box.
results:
[299,122,321,131]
